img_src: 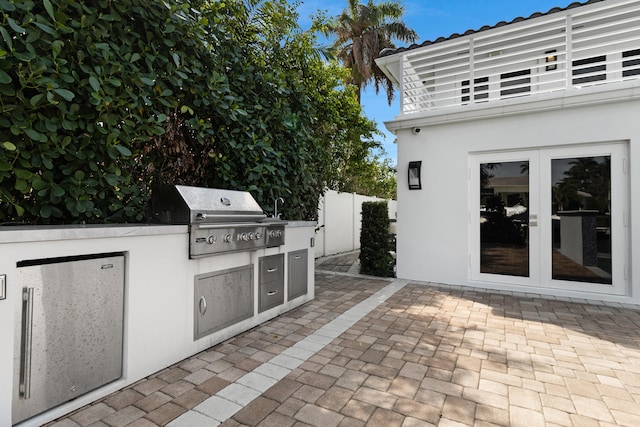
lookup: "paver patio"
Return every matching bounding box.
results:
[45,253,640,426]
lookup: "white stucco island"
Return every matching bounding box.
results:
[0,221,316,426]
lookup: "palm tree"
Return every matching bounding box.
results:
[326,0,417,104]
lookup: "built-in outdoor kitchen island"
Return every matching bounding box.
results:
[0,186,316,427]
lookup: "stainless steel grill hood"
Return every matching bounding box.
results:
[149,185,267,225]
[149,185,284,258]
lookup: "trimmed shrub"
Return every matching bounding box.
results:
[359,201,394,277]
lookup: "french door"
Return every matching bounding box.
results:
[470,143,628,294]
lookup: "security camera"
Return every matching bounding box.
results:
[412,127,421,134]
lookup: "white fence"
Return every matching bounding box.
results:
[314,190,397,258]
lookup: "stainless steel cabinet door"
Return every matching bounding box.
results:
[194,265,254,340]
[288,249,308,301]
[13,254,125,425]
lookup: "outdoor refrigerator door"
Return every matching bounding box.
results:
[12,254,125,425]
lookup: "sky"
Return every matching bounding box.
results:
[290,0,579,164]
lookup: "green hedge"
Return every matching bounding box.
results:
[0,0,379,224]
[0,0,210,223]
[359,201,394,277]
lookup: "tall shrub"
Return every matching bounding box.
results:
[359,201,394,277]
[0,0,210,223]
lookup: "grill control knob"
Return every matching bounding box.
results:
[240,233,248,241]
[248,232,255,240]
[206,235,216,244]
[268,229,283,238]
[255,232,262,239]
[223,234,232,243]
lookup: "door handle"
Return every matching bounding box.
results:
[267,268,278,273]
[20,287,34,399]
[199,296,207,315]
[267,290,278,296]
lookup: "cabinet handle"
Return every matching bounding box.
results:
[267,268,278,273]
[294,256,302,260]
[267,290,278,296]
[199,296,207,315]
[20,287,34,399]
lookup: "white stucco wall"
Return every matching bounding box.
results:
[391,86,639,303]
[315,190,398,258]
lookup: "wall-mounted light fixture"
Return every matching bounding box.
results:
[408,161,422,190]
[545,49,557,71]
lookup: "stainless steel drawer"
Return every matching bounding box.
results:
[259,254,284,283]
[259,279,284,312]
[259,254,284,312]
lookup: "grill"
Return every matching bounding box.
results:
[149,185,285,258]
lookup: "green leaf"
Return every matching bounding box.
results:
[89,76,100,92]
[43,0,55,20]
[32,178,47,190]
[51,40,64,57]
[34,22,55,35]
[53,88,75,101]
[14,50,36,62]
[14,168,32,179]
[180,105,194,115]
[13,204,24,216]
[0,26,12,50]
[1,141,16,151]
[15,178,28,192]
[24,128,46,142]
[30,93,45,107]
[114,145,132,156]
[0,69,11,84]
[7,18,26,34]
[0,0,16,12]
[140,77,154,86]
[105,174,118,186]
[172,52,180,67]
[51,186,65,197]
[40,204,52,218]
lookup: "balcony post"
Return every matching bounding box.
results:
[469,38,475,103]
[400,54,406,113]
[565,14,573,90]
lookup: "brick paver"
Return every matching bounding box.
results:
[44,256,640,427]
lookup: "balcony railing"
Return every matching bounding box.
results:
[399,0,640,114]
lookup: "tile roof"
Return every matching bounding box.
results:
[379,0,604,57]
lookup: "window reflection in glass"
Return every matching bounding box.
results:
[480,161,529,277]
[551,156,612,284]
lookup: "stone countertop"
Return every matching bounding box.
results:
[0,221,317,244]
[0,223,188,244]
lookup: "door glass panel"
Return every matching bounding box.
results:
[480,161,529,277]
[551,156,612,284]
